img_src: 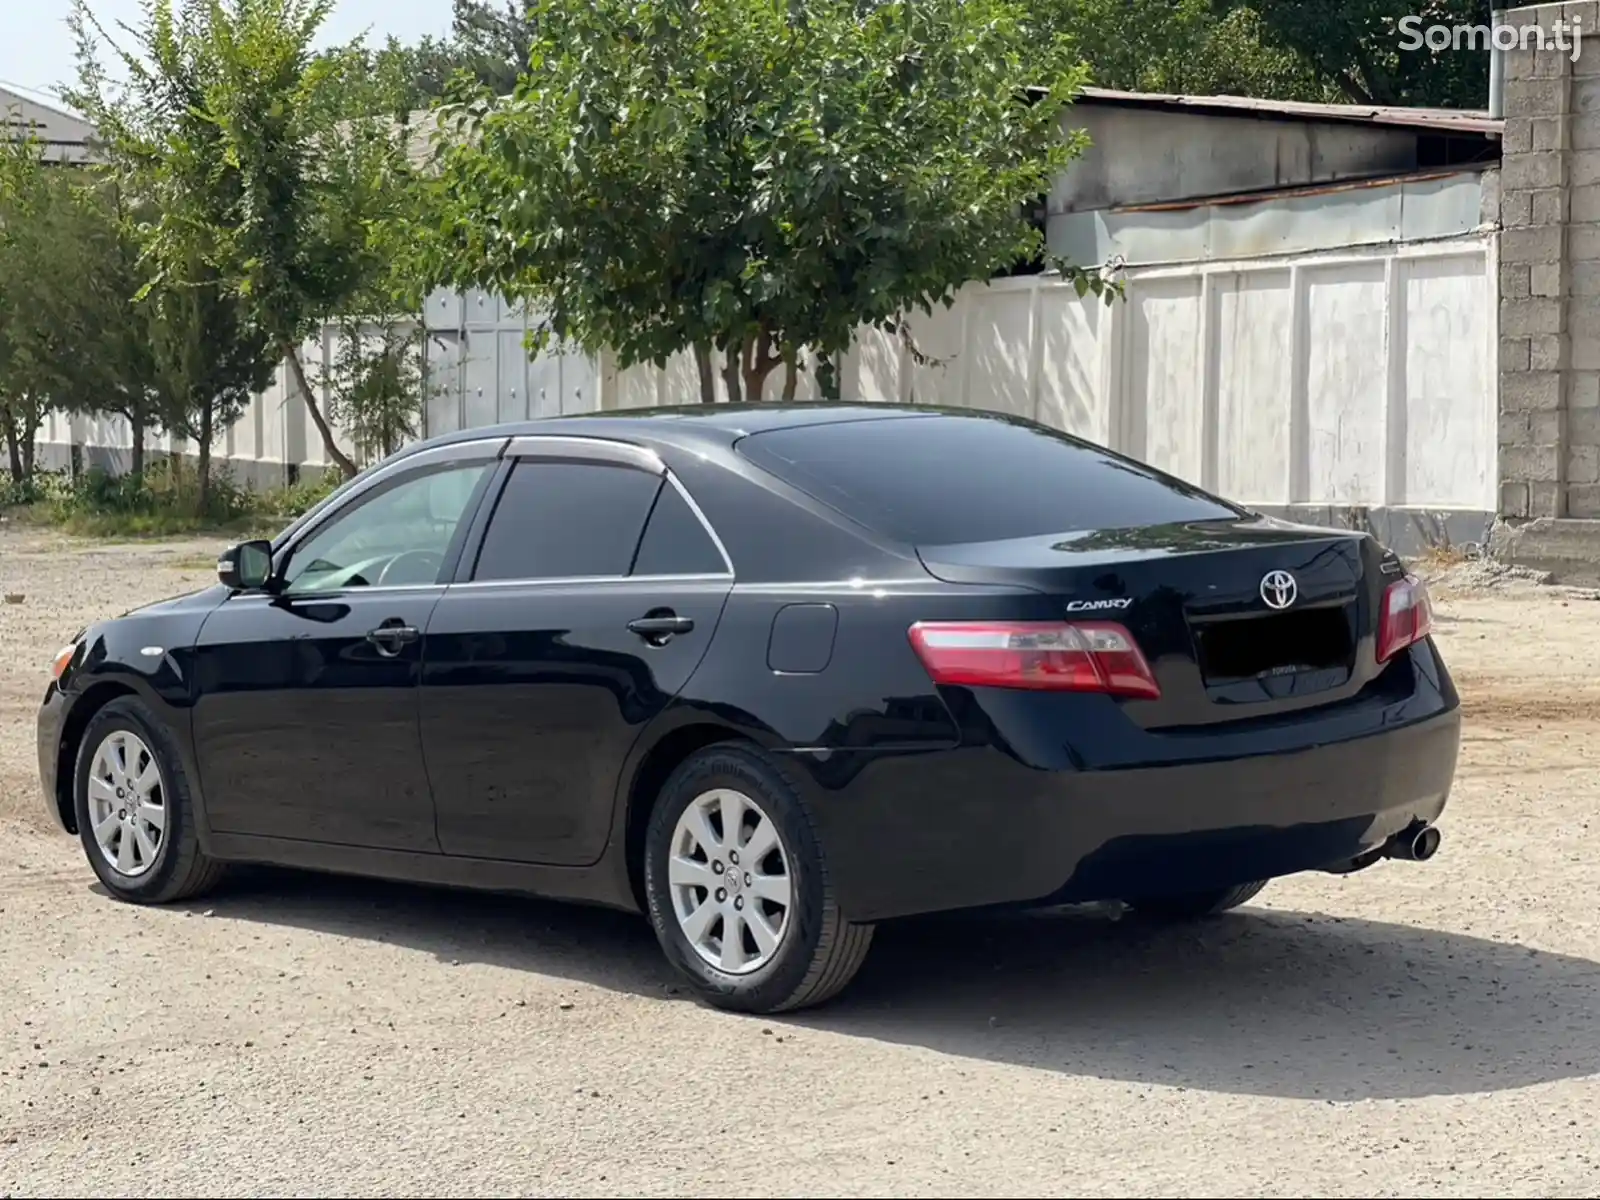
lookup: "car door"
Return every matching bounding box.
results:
[192,444,501,852]
[422,437,735,866]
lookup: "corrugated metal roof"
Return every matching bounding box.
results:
[1075,86,1503,135]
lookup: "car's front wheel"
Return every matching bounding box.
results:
[643,743,874,1014]
[74,696,226,905]
[1124,879,1268,921]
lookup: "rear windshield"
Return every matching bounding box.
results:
[735,414,1241,546]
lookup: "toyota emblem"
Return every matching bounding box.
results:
[1260,570,1298,610]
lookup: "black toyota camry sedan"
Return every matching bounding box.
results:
[37,404,1460,1013]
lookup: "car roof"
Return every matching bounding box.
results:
[409,401,964,457]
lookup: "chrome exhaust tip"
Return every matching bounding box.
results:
[1384,821,1442,863]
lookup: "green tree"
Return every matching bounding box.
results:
[0,140,57,487]
[0,126,169,486]
[445,0,535,96]
[64,3,279,508]
[1033,0,1337,103]
[145,246,276,499]
[51,178,175,477]
[68,0,421,482]
[0,129,69,486]
[1223,0,1492,108]
[318,315,432,465]
[344,3,533,114]
[414,0,1102,404]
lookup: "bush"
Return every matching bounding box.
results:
[255,470,342,520]
[1,457,341,537]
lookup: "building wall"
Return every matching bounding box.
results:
[0,87,95,164]
[1494,0,1600,521]
[1050,106,1422,215]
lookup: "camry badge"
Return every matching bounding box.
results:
[1260,570,1298,610]
[1065,598,1132,613]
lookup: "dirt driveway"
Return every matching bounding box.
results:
[4,523,1600,1197]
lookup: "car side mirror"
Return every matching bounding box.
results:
[217,540,274,592]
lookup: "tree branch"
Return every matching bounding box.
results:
[285,341,358,478]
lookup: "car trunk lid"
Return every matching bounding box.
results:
[916,515,1393,729]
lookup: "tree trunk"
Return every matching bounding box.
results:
[743,327,783,401]
[285,342,358,479]
[19,404,38,481]
[129,410,146,478]
[721,341,743,404]
[743,329,768,401]
[2,409,21,486]
[1333,69,1375,106]
[694,343,716,404]
[781,347,799,401]
[817,354,841,401]
[196,399,213,517]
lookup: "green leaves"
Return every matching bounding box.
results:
[0,134,157,467]
[68,0,427,478]
[1232,0,1491,107]
[411,0,1096,400]
[1028,0,1337,103]
[1027,0,1489,109]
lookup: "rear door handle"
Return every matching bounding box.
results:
[628,614,694,642]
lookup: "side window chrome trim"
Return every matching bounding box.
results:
[227,583,450,601]
[450,572,732,591]
[503,434,665,475]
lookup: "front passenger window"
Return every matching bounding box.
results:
[282,463,491,593]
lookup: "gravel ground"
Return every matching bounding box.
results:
[4,524,1600,1198]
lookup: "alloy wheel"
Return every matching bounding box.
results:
[86,730,166,878]
[667,788,793,975]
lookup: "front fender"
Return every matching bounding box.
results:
[52,602,219,845]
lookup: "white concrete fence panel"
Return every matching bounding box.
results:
[38,232,1496,549]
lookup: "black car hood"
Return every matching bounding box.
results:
[116,583,233,621]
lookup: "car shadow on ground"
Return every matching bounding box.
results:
[145,866,1600,1102]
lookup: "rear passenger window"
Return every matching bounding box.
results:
[632,483,728,576]
[472,460,662,581]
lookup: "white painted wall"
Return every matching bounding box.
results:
[600,234,1497,516]
[38,234,1496,523]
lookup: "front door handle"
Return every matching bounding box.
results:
[628,613,694,644]
[366,621,420,657]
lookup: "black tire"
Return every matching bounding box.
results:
[73,696,226,905]
[1124,879,1268,921]
[643,743,874,1015]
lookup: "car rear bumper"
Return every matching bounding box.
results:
[794,703,1462,923]
[37,682,70,834]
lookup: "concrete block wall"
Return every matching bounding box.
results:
[1499,1,1600,519]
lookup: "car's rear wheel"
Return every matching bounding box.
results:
[643,743,874,1014]
[74,697,226,905]
[1124,879,1268,920]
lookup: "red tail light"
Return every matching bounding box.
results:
[907,621,1160,698]
[1377,573,1434,664]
